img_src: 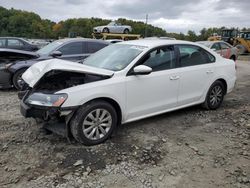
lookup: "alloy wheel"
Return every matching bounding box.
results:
[209,85,223,106]
[82,109,112,140]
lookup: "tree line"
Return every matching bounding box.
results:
[0,6,249,41]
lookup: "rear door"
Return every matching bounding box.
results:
[87,42,107,55]
[220,42,231,59]
[7,39,25,50]
[176,44,216,106]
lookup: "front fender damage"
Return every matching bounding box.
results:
[20,69,112,142]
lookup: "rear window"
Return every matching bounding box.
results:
[178,45,215,67]
[58,42,83,55]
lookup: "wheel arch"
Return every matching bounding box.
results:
[216,78,228,94]
[65,96,122,141]
[11,67,28,86]
[86,97,122,126]
[103,27,109,32]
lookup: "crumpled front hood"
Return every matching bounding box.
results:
[22,59,114,87]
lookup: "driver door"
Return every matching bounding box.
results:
[125,45,180,121]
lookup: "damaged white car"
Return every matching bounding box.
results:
[19,40,236,145]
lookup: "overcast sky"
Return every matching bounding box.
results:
[0,0,249,33]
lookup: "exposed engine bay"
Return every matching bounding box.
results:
[32,70,110,92]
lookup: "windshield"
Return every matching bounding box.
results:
[83,44,145,71]
[37,41,63,55]
[108,22,115,26]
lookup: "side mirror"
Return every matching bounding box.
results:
[133,65,152,75]
[51,51,62,57]
[211,48,217,51]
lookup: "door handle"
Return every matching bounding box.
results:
[170,76,180,80]
[206,70,214,74]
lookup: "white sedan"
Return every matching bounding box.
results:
[93,21,132,34]
[20,40,236,145]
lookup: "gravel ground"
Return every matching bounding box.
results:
[0,61,249,188]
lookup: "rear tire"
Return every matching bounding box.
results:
[123,29,129,34]
[70,100,117,145]
[13,69,26,90]
[202,81,225,110]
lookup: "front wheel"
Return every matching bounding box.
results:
[13,69,26,90]
[70,100,118,145]
[102,28,109,33]
[202,81,225,110]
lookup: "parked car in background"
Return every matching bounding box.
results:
[0,37,39,51]
[20,40,236,145]
[197,41,238,61]
[0,49,38,89]
[93,21,132,34]
[0,38,108,89]
[144,37,176,40]
[29,39,54,49]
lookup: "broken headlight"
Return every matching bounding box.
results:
[26,93,68,107]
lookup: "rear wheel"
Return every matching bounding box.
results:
[13,69,26,90]
[70,100,117,145]
[202,81,225,110]
[123,28,129,34]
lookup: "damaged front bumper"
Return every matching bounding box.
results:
[20,91,79,139]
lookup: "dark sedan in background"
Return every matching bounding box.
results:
[0,38,109,89]
[0,37,39,51]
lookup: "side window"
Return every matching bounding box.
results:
[220,42,230,49]
[58,42,83,55]
[87,42,107,53]
[7,39,24,47]
[0,39,6,47]
[211,43,221,51]
[141,46,176,72]
[178,45,215,67]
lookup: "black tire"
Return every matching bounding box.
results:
[102,28,109,33]
[70,100,118,145]
[123,28,129,34]
[202,81,225,110]
[13,69,26,90]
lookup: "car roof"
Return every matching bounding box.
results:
[57,38,109,44]
[120,39,199,48]
[0,37,28,41]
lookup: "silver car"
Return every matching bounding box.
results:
[93,21,132,34]
[197,41,238,61]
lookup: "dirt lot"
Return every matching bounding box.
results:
[0,61,249,188]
